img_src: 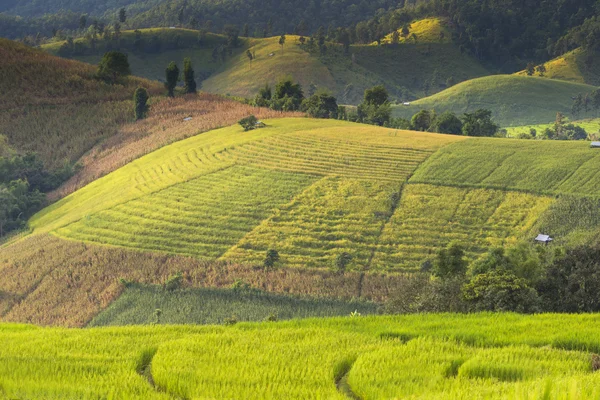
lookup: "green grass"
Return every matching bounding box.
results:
[505,118,600,138]
[89,284,379,326]
[392,75,598,127]
[371,184,552,272]
[411,138,600,196]
[514,48,600,86]
[4,314,600,399]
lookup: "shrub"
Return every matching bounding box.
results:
[238,115,258,131]
[462,270,540,313]
[164,272,183,291]
[263,249,280,269]
[333,252,353,274]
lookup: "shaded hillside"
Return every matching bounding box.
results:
[392,75,598,127]
[514,48,600,86]
[43,22,489,103]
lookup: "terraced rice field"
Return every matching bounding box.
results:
[23,117,600,273]
[57,166,317,257]
[3,314,600,399]
[371,185,553,272]
[223,178,399,270]
[411,138,600,196]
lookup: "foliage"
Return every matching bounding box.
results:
[432,243,468,279]
[133,87,149,120]
[165,61,179,97]
[538,246,600,313]
[301,93,338,119]
[96,51,131,83]
[253,77,304,111]
[462,270,541,313]
[263,249,280,269]
[333,252,353,274]
[461,109,499,137]
[430,111,463,135]
[357,85,391,126]
[238,115,258,131]
[182,57,197,94]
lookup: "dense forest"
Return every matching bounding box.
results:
[1,0,599,69]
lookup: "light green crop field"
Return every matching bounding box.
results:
[411,138,600,196]
[392,75,598,127]
[89,285,379,326]
[505,118,600,138]
[24,118,600,273]
[30,118,472,273]
[371,184,552,271]
[514,48,600,86]
[3,314,600,399]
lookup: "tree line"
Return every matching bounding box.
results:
[387,242,600,315]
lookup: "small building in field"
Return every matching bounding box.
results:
[534,234,553,244]
[591,142,600,148]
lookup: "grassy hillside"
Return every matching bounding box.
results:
[43,21,489,103]
[514,48,600,86]
[505,118,600,138]
[3,314,600,398]
[0,38,162,169]
[25,118,600,273]
[392,75,598,127]
[89,285,378,326]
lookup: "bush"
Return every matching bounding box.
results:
[263,249,280,269]
[462,271,540,313]
[164,272,183,291]
[432,243,467,279]
[538,246,600,312]
[333,252,353,274]
[238,115,259,131]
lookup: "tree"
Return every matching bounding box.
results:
[165,62,179,97]
[97,51,131,83]
[432,243,467,280]
[118,7,127,24]
[246,49,253,63]
[411,110,434,132]
[302,93,338,119]
[183,58,197,94]
[264,249,280,268]
[242,23,249,38]
[391,30,400,45]
[224,25,240,48]
[401,24,410,38]
[462,270,540,313]
[538,247,600,312]
[79,15,87,30]
[536,64,547,77]
[133,87,149,120]
[461,109,499,137]
[334,252,352,274]
[239,115,258,131]
[430,111,463,134]
[525,62,535,76]
[279,34,286,53]
[363,85,389,107]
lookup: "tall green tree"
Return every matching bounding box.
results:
[133,87,149,120]
[279,34,286,53]
[432,243,467,280]
[461,109,499,137]
[118,7,126,24]
[97,51,130,84]
[183,58,197,94]
[165,62,179,97]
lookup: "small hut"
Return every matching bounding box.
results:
[591,142,600,148]
[534,234,553,245]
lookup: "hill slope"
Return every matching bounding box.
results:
[392,75,598,127]
[42,21,489,104]
[514,48,600,86]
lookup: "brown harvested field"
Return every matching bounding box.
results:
[50,93,304,199]
[0,235,414,327]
